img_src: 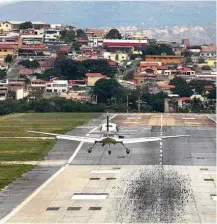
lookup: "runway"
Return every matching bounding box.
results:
[0,113,216,223]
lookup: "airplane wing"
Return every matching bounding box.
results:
[121,135,190,144]
[121,137,161,144]
[27,131,99,143]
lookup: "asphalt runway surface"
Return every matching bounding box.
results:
[0,113,216,223]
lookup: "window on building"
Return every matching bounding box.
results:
[47,89,52,92]
[4,50,7,52]
[47,85,51,87]
[54,89,57,92]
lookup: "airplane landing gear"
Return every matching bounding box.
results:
[126,149,130,154]
[108,144,112,155]
[87,142,96,154]
[121,143,130,154]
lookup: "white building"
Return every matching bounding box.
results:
[16,88,29,100]
[44,30,61,42]
[46,80,68,93]
[88,37,103,47]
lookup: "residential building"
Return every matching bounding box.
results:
[207,57,216,68]
[0,36,19,44]
[145,55,183,64]
[88,37,103,47]
[46,80,68,93]
[157,83,175,94]
[16,88,29,100]
[85,73,108,87]
[85,29,105,38]
[0,44,18,62]
[134,72,157,87]
[39,58,55,71]
[0,79,8,101]
[6,21,50,31]
[30,79,46,88]
[103,39,148,49]
[76,38,88,45]
[103,52,129,62]
[200,44,216,57]
[44,30,61,42]
[0,21,12,32]
[21,33,44,45]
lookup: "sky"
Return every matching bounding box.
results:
[0,1,216,28]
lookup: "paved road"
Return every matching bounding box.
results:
[0,113,216,223]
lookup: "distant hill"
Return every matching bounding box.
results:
[0,1,215,44]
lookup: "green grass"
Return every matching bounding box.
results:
[0,113,99,161]
[0,113,99,190]
[0,165,35,190]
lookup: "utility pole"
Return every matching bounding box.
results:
[138,95,141,113]
[127,94,129,113]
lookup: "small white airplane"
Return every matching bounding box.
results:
[28,115,190,155]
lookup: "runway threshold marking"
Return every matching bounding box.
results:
[0,113,117,224]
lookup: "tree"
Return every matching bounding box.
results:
[207,87,216,99]
[18,60,40,70]
[55,59,77,79]
[93,78,124,103]
[19,21,33,30]
[0,69,6,80]
[5,54,13,65]
[76,29,88,39]
[60,30,75,43]
[105,29,122,39]
[198,58,205,64]
[188,80,214,95]
[140,44,174,56]
[169,78,193,97]
[83,59,115,77]
[169,77,187,86]
[37,68,57,81]
[201,65,211,71]
[149,91,168,112]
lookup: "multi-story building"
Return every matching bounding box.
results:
[0,22,12,32]
[103,39,148,49]
[6,21,50,31]
[145,55,183,64]
[88,37,103,47]
[0,44,18,62]
[0,79,8,101]
[44,30,61,43]
[46,80,68,93]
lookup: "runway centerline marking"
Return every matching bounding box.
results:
[0,113,117,224]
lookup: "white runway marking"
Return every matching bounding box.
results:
[0,114,117,224]
[182,118,196,120]
[71,194,108,200]
[91,170,120,174]
[207,115,217,124]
